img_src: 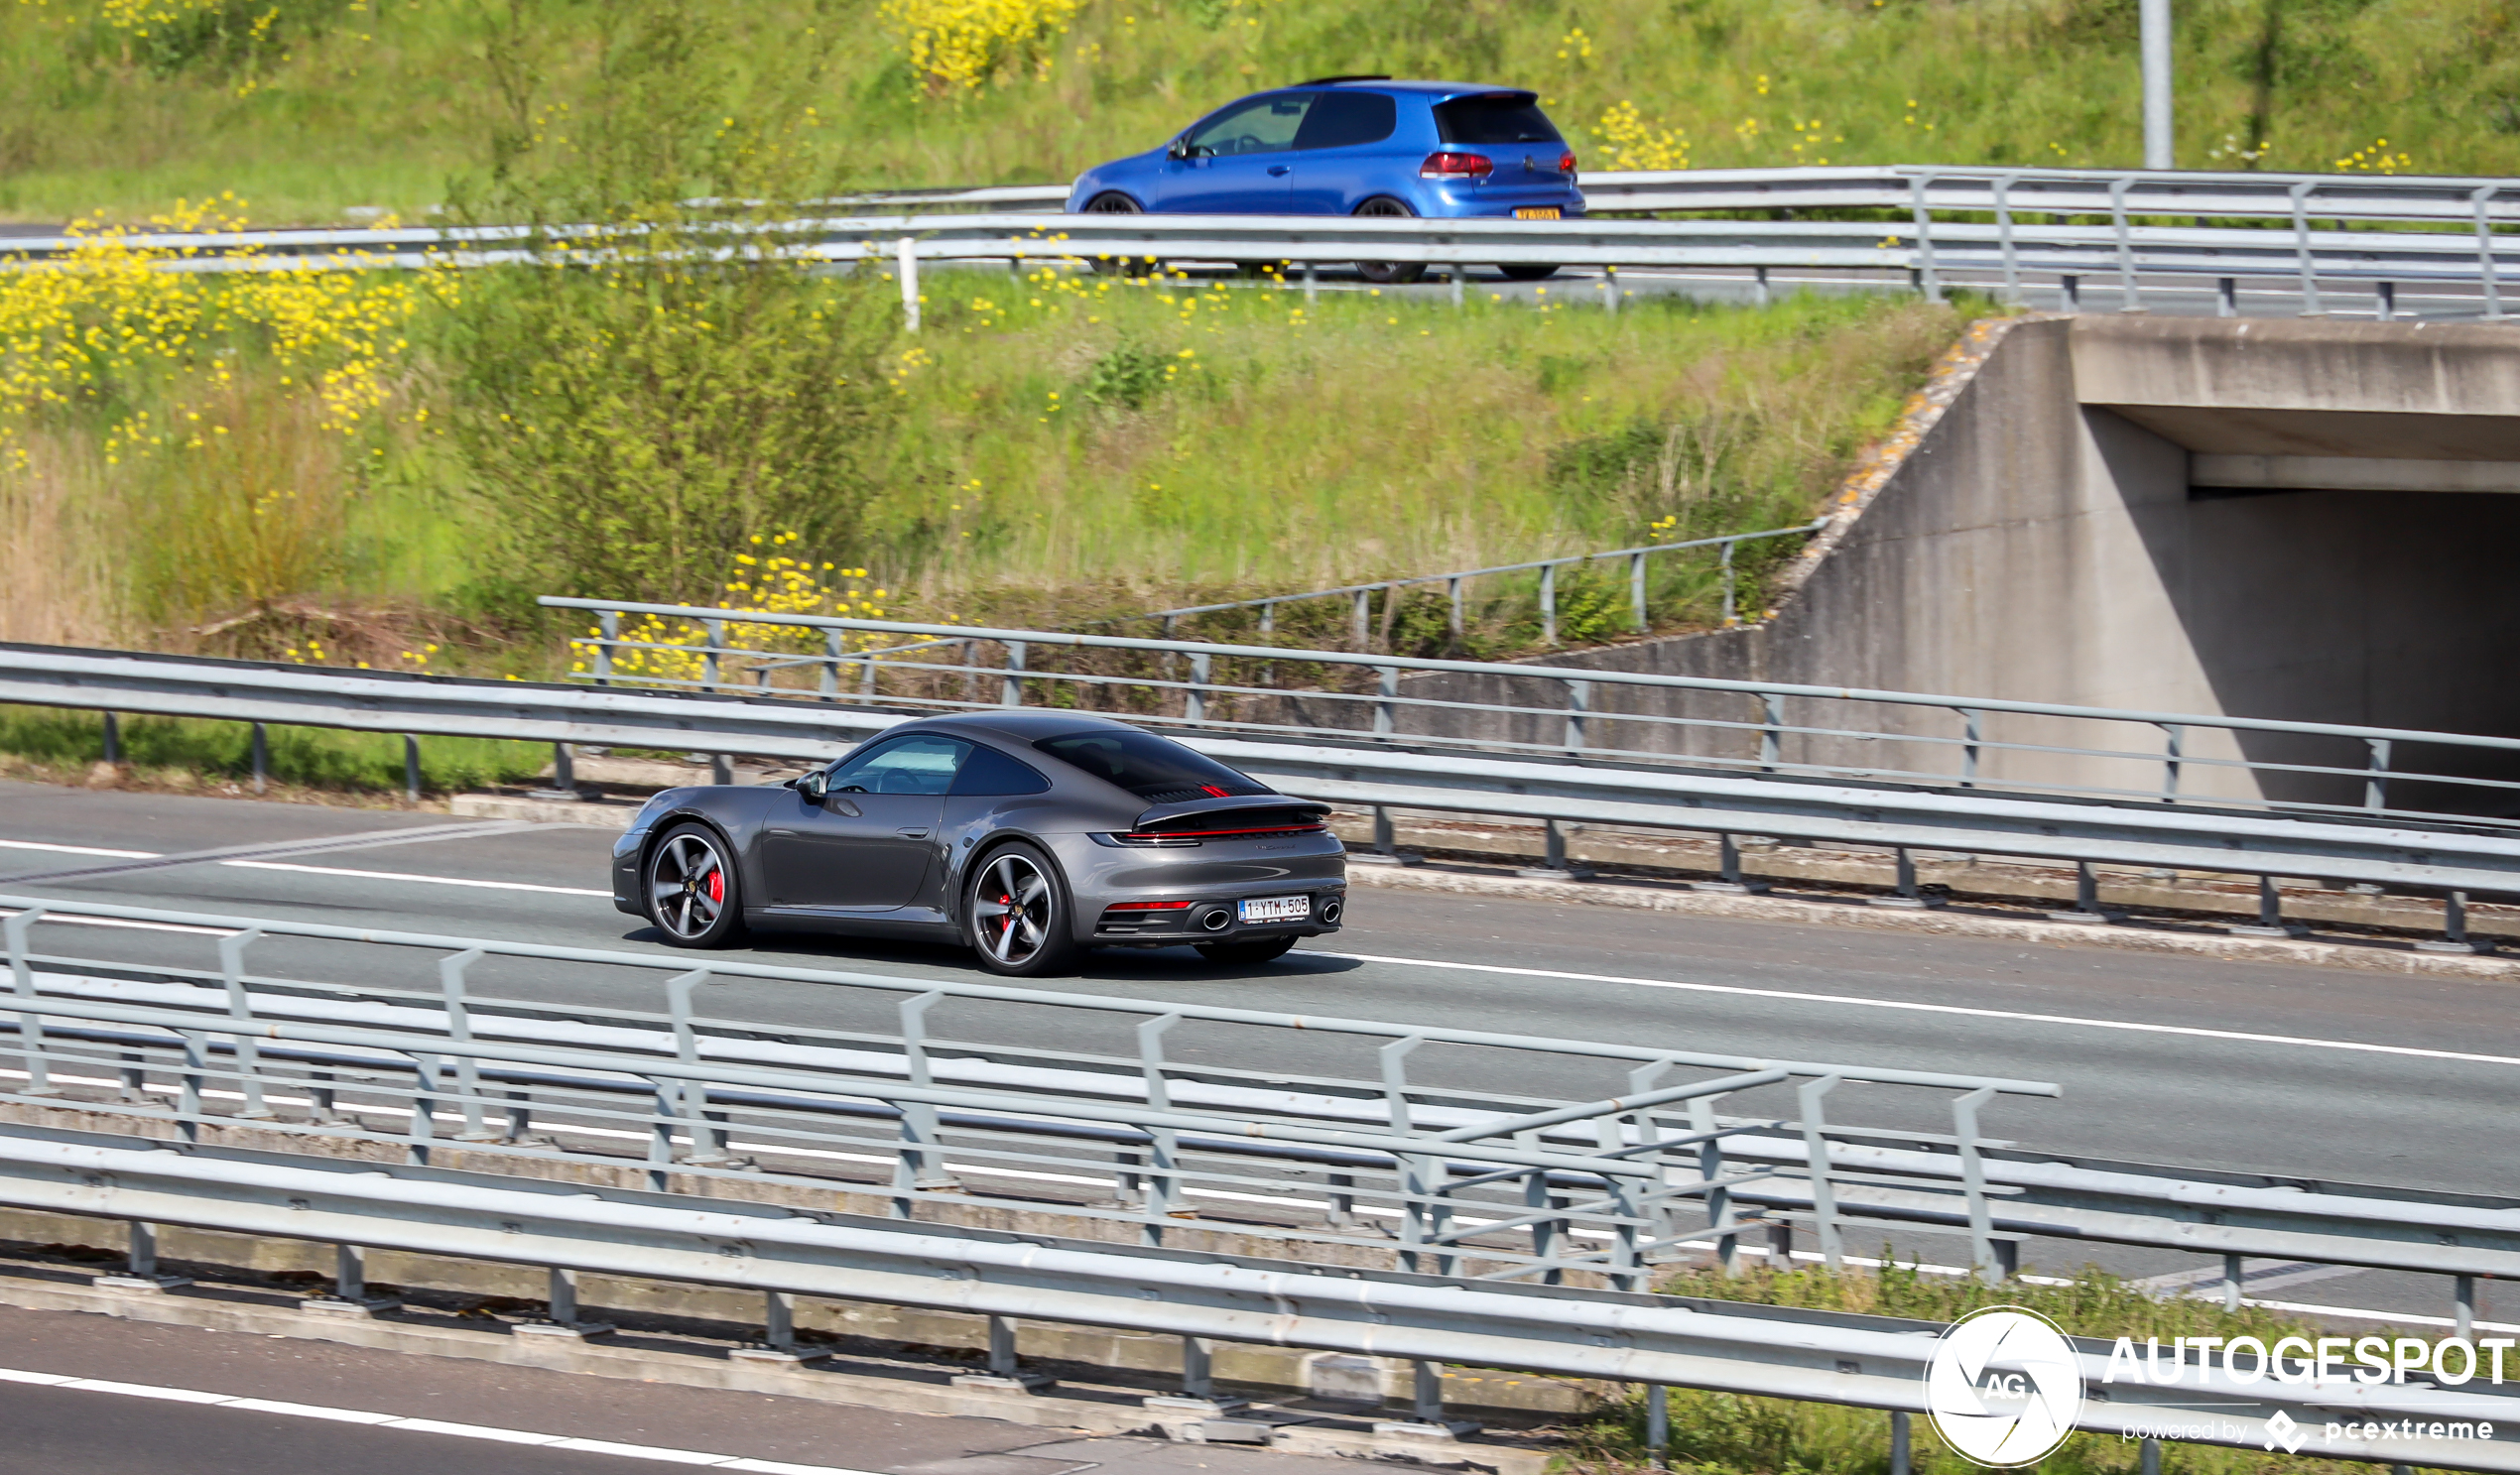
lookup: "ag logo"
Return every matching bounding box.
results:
[1925,1306,2086,1467]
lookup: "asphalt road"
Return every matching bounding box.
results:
[0,1302,1342,1475]
[0,778,2508,1320]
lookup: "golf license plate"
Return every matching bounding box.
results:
[1238,896,1312,923]
[1515,207,1562,220]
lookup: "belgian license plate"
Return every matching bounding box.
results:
[1515,207,1562,220]
[1238,896,1311,923]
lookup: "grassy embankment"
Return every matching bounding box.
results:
[0,0,2500,224]
[1565,1260,2453,1475]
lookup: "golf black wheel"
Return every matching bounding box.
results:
[964,841,1082,976]
[1084,193,1159,278]
[646,823,745,949]
[1196,935,1299,966]
[1352,197,1427,285]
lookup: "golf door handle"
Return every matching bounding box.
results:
[1267,165,1292,176]
[897,826,930,838]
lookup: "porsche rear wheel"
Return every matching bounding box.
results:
[965,842,1082,976]
[646,823,746,949]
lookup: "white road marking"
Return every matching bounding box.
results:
[0,839,155,859]
[3,835,611,899]
[1327,949,2520,1069]
[0,1363,880,1471]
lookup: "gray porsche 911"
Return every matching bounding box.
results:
[609,711,1347,975]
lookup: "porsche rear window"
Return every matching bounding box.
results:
[1033,729,1270,801]
[1434,94,1562,146]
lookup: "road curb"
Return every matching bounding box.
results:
[1344,862,2520,982]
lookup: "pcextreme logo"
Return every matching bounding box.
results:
[1926,1306,2087,1467]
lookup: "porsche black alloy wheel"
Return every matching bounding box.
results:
[647,823,745,948]
[965,842,1081,976]
[1196,935,1299,966]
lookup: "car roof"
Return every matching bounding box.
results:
[897,710,1140,744]
[1322,79,1534,99]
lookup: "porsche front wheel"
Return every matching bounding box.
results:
[646,823,746,949]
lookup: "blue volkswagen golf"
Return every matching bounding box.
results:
[1064,77,1582,283]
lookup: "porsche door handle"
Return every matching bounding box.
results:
[897,827,931,838]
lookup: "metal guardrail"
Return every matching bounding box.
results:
[10,636,2520,924]
[1,896,2512,1335]
[1085,522,1824,640]
[9,164,2519,321]
[12,1127,2516,1471]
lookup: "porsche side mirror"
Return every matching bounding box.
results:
[794,769,828,802]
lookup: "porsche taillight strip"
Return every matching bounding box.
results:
[1131,821,1327,840]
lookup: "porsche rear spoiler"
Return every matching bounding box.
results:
[1130,794,1332,834]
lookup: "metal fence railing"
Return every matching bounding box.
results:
[1084,522,1825,643]
[6,896,2515,1327]
[11,163,2520,321]
[15,1127,2517,1471]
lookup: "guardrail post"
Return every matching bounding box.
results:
[2290,182,2325,316]
[594,609,618,685]
[2228,875,2304,938]
[1758,694,1784,771]
[1516,818,1593,882]
[1908,177,1943,304]
[2060,273,2080,313]
[898,237,922,330]
[702,618,725,693]
[1001,639,1027,708]
[1890,1411,1911,1475]
[1258,599,1276,635]
[1302,261,1319,305]
[2376,281,2396,321]
[1185,652,1209,724]
[440,948,500,1142]
[2222,1252,2244,1311]
[5,907,60,1098]
[2457,1273,2478,1339]
[2418,890,2492,954]
[1753,265,1771,308]
[2157,722,2184,800]
[408,1051,441,1165]
[217,926,275,1120]
[1629,552,1649,631]
[1685,1095,1740,1275]
[250,722,269,795]
[1870,847,1939,909]
[1564,679,1589,753]
[1952,1086,2004,1285]
[547,1266,581,1326]
[103,1220,189,1292]
[1604,264,1621,312]
[1447,576,1464,640]
[1351,588,1371,649]
[2216,277,2237,317]
[2364,737,2393,813]
[1993,175,2020,303]
[403,735,422,803]
[1719,539,1739,626]
[1412,1359,1448,1425]
[895,991,957,1210]
[2475,186,2506,320]
[178,1030,206,1144]
[2109,179,2143,312]
[1449,265,1464,308]
[1798,1075,1844,1270]
[1691,832,1768,896]
[1374,666,1398,739]
[820,629,844,701]
[1539,562,1559,645]
[101,711,121,764]
[1136,1013,1186,1242]
[2047,861,2119,924]
[2139,1436,2160,1475]
[1957,707,1981,786]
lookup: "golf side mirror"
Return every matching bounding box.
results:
[1168,137,1192,161]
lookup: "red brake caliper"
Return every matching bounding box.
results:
[706,868,724,904]
[998,892,1014,937]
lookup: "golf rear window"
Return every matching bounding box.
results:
[1033,729,1270,801]
[1433,93,1562,146]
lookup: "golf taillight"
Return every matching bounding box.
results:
[1559,151,1577,175]
[1420,151,1493,179]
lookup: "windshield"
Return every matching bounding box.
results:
[1433,93,1562,146]
[1033,728,1271,802]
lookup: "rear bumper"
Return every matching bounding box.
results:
[1090,884,1348,943]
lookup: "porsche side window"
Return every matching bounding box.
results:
[828,735,971,796]
[1033,728,1269,801]
[950,745,1053,797]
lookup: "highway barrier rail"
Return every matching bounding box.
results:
[11,1128,2519,1472]
[10,633,2520,929]
[1,895,2511,1339]
[5,163,2518,320]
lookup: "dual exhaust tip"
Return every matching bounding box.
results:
[1194,898,1340,931]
